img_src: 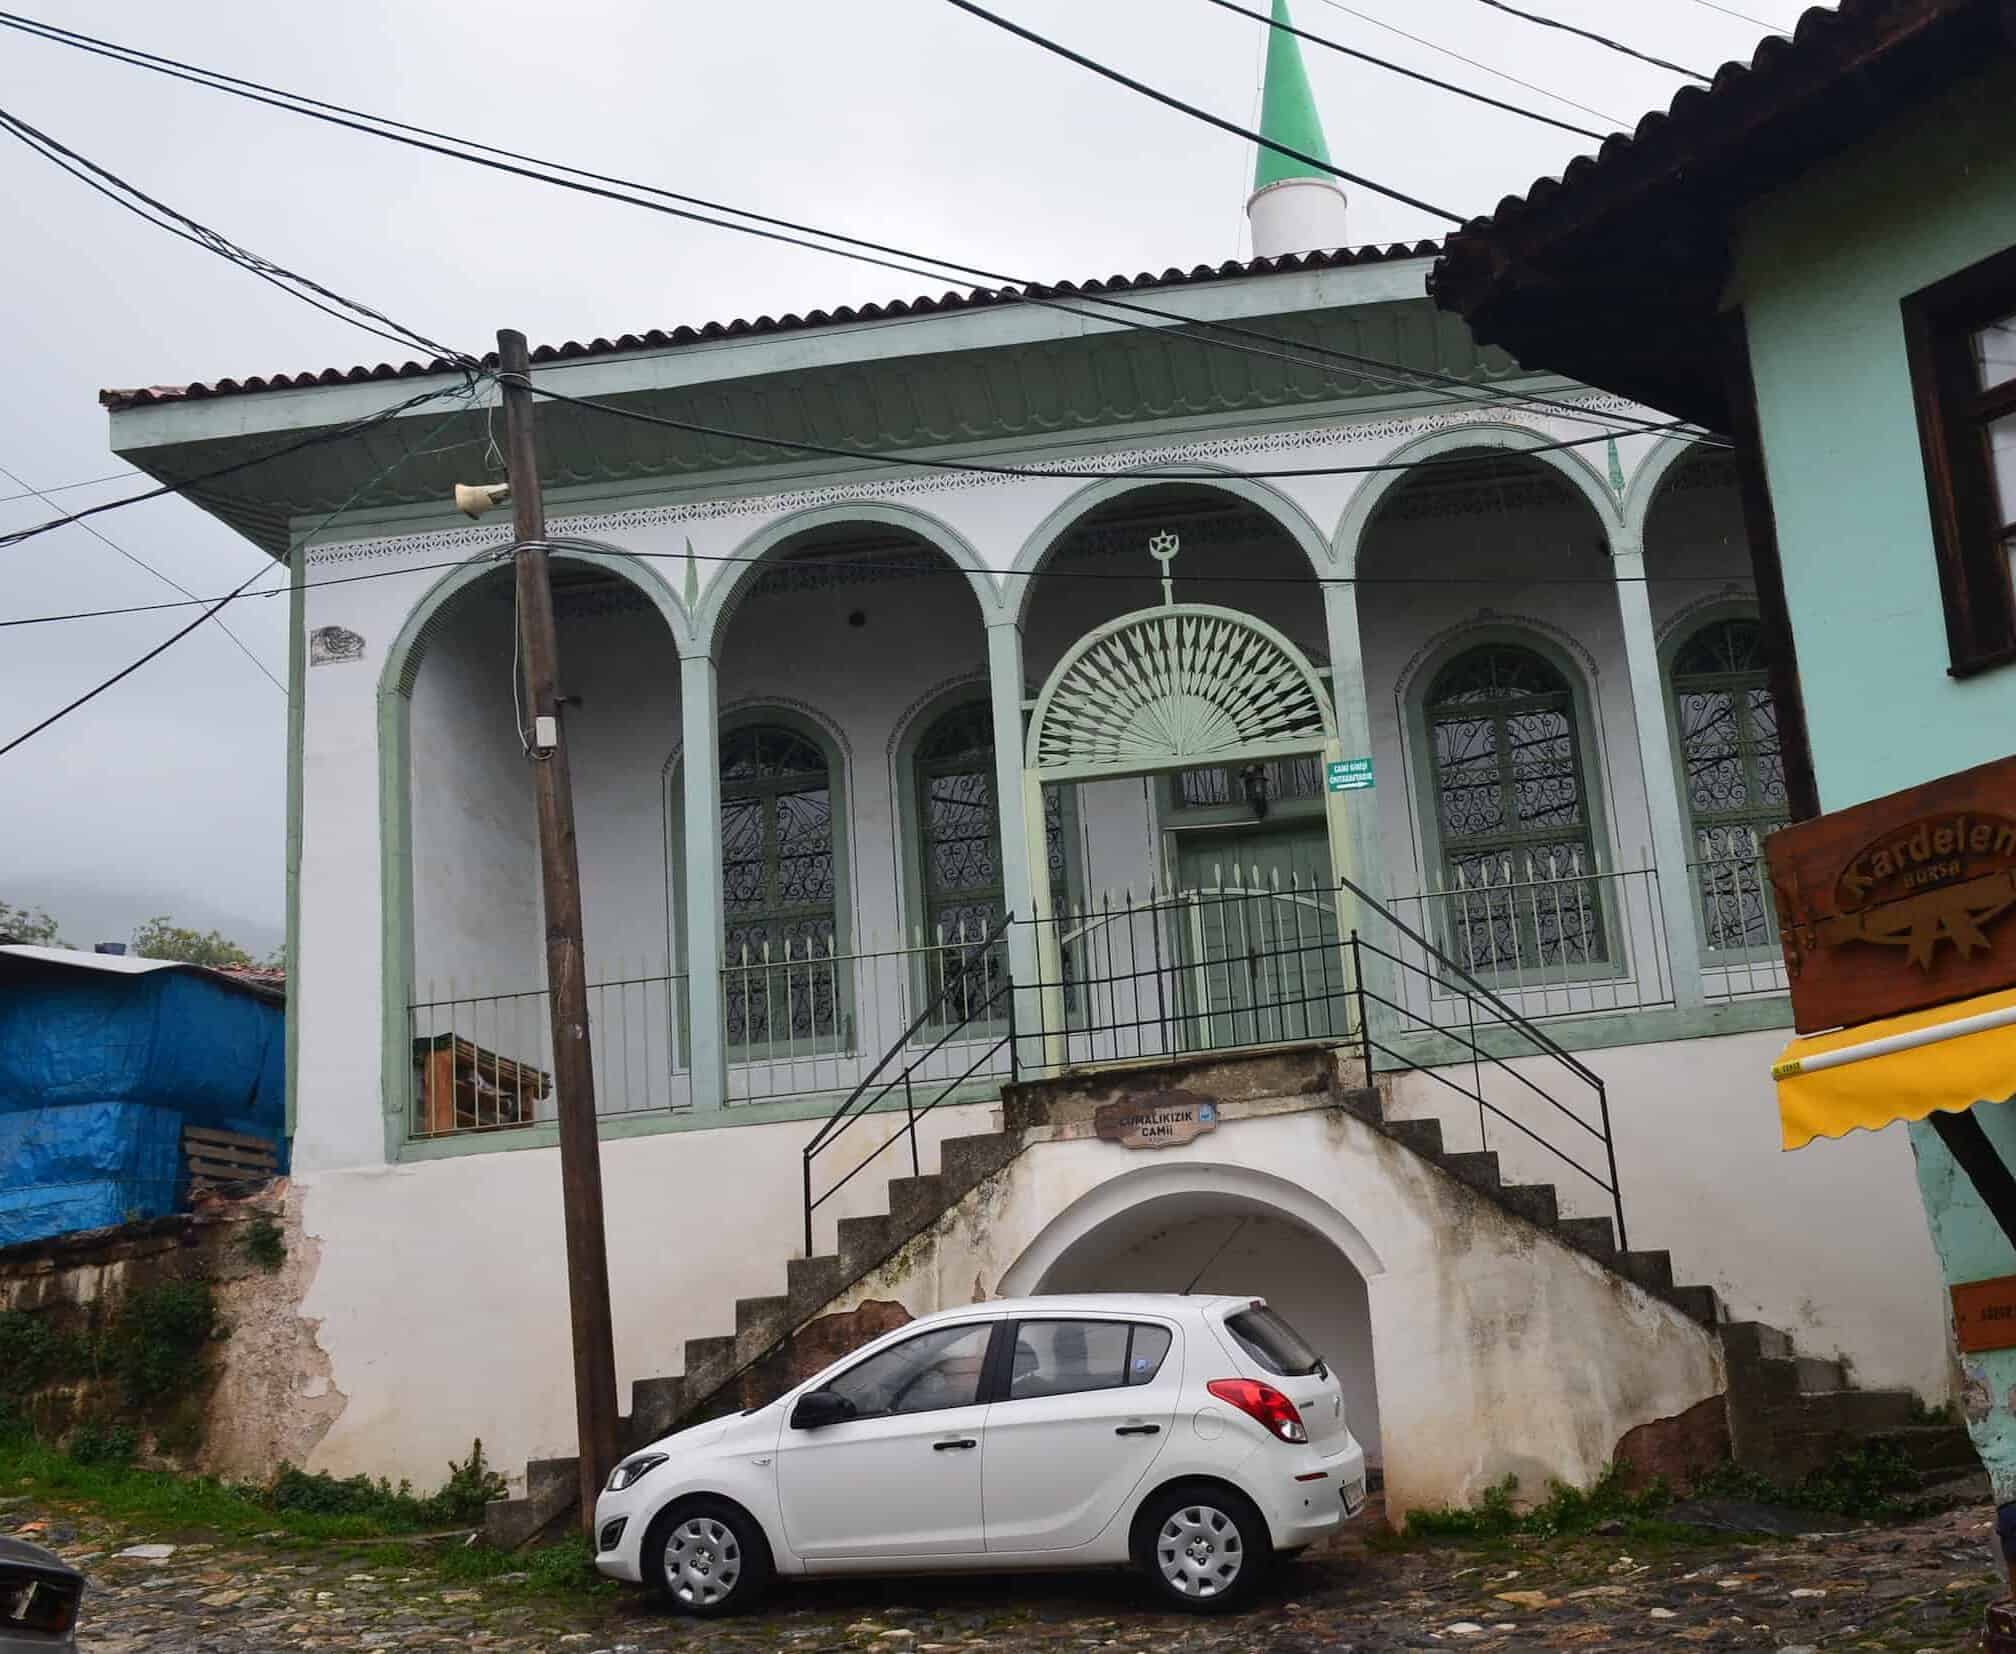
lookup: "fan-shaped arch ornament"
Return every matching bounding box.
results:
[1028,605,1333,780]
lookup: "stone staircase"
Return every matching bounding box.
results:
[485,1045,1967,1546]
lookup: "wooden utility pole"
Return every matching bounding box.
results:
[496,329,620,1530]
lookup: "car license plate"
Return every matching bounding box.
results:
[1341,1478,1367,1518]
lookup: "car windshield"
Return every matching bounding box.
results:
[1224,1304,1324,1377]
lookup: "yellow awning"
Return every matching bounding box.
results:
[1774,984,2016,1150]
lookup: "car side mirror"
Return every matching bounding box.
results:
[790,1389,858,1430]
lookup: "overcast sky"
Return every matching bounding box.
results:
[0,0,1815,952]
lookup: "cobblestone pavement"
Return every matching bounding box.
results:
[11,1497,2004,1652]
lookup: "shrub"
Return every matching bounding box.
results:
[240,1214,286,1272]
[67,1421,138,1467]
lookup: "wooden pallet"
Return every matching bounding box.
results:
[182,1125,278,1193]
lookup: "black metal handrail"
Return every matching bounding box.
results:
[801,912,1017,1256]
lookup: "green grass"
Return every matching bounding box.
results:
[1407,1464,1675,1540]
[0,1433,616,1603]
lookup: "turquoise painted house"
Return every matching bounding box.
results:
[1434,0,2016,1579]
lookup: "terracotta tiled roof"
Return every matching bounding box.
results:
[1427,0,2000,424]
[99,242,1442,413]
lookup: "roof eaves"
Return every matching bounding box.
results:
[100,241,1443,413]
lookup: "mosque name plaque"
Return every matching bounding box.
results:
[1764,752,2016,1033]
[1094,1092,1219,1150]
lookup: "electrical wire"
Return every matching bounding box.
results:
[0,105,469,367]
[518,372,1707,481]
[1305,0,1628,128]
[1676,0,1786,33]
[0,383,476,551]
[933,0,1464,223]
[0,10,1695,442]
[0,564,268,758]
[0,469,134,506]
[1463,0,1710,81]
[0,461,283,692]
[0,393,484,756]
[1200,0,1609,138]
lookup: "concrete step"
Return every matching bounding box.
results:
[1556,1216,1617,1263]
[1440,1151,1501,1195]
[787,1253,846,1317]
[629,1375,686,1444]
[1384,1117,1445,1159]
[1870,1424,1980,1473]
[1662,1283,1721,1326]
[1802,1388,1920,1434]
[681,1333,740,1394]
[1497,1183,1559,1229]
[938,1132,1019,1197]
[485,1454,581,1549]
[735,1294,791,1339]
[1616,1249,1675,1294]
[1795,1353,1850,1393]
[887,1173,947,1231]
[1721,1321,1793,1364]
[1332,1085,1384,1126]
[836,1213,898,1276]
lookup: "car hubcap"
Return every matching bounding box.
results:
[1156,1503,1244,1597]
[664,1516,742,1606]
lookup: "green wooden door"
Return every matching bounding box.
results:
[1169,825,1345,1051]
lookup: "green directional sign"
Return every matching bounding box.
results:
[1326,757,1374,793]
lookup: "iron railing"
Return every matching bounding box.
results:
[799,875,1629,1259]
[407,971,688,1138]
[801,913,1018,1256]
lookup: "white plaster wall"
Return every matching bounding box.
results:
[1037,1203,1383,1465]
[408,584,542,1006]
[297,1097,996,1484]
[819,1107,1723,1521]
[1384,1024,1949,1400]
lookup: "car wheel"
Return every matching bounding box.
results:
[643,1497,773,1616]
[1133,1484,1270,1614]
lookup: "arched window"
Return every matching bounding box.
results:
[720,723,840,1048]
[1426,643,1606,969]
[1669,616,1788,949]
[907,698,1076,1019]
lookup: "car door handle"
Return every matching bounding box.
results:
[932,1438,977,1451]
[1115,1424,1162,1436]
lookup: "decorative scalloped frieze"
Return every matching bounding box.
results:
[306,394,1637,569]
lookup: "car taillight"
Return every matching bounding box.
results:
[1207,1377,1308,1443]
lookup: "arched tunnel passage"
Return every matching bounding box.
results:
[1024,1185,1382,1468]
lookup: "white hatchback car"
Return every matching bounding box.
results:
[593,1293,1366,1616]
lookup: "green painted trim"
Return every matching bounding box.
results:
[378,679,415,1162]
[283,539,306,1142]
[394,1076,1006,1161]
[1254,0,1335,193]
[1377,994,1792,1072]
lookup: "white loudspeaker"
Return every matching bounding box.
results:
[453,481,511,519]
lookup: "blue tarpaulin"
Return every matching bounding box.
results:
[0,957,285,1247]
[0,1102,185,1249]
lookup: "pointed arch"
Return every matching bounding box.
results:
[694,501,1003,658]
[1331,422,1624,573]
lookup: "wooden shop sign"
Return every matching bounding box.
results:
[1952,1274,2016,1354]
[1094,1091,1219,1150]
[1766,752,2016,1033]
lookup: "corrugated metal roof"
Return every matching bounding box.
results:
[0,944,285,1002]
[99,241,1441,413]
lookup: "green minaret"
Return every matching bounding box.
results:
[1247,0,1349,256]
[1253,0,1335,193]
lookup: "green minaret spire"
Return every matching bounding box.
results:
[1252,0,1334,194]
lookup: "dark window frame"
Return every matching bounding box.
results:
[820,1318,1006,1421]
[995,1317,1176,1404]
[1900,243,2016,678]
